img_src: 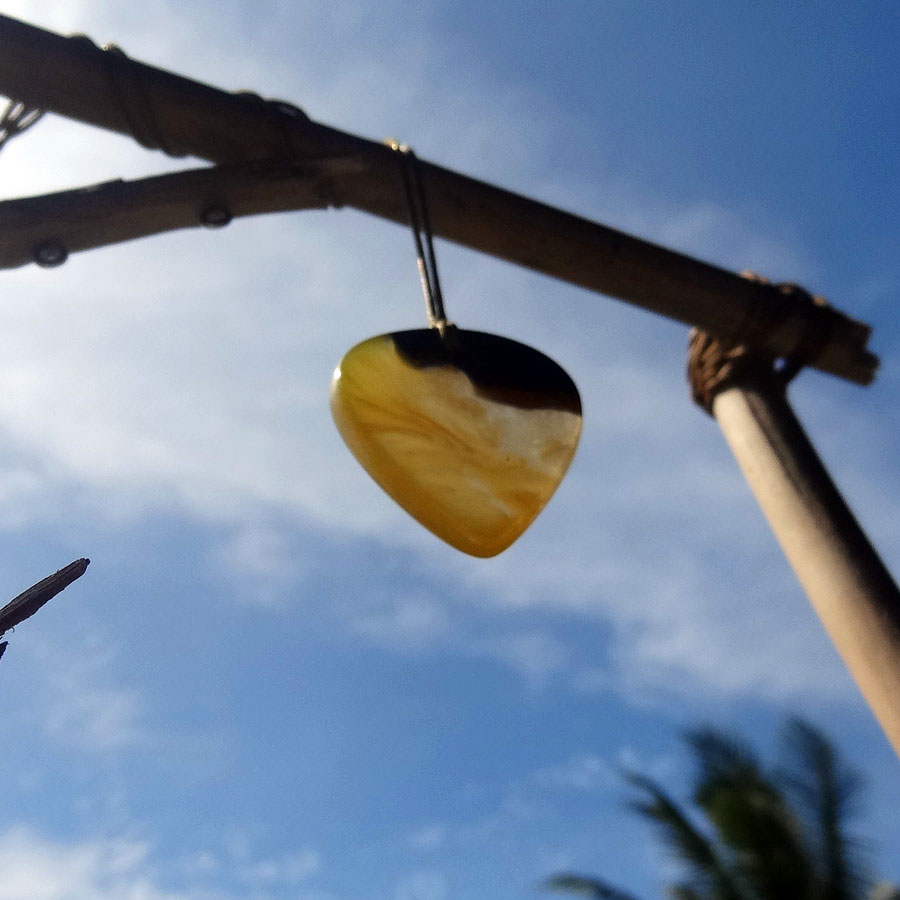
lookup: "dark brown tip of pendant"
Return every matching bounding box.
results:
[391,329,582,415]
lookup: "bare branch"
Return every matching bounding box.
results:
[0,558,90,636]
[0,157,360,269]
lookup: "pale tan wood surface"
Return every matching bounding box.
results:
[714,385,900,756]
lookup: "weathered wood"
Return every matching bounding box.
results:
[0,13,878,384]
[0,558,90,635]
[712,384,900,757]
[0,158,361,268]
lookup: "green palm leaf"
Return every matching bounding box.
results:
[624,771,747,900]
[543,873,646,900]
[540,718,888,900]
[777,718,867,900]
[668,887,704,900]
[686,727,816,900]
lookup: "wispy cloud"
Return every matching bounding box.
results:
[530,754,616,793]
[470,630,570,688]
[210,522,308,606]
[0,825,325,900]
[406,825,448,853]
[350,594,452,650]
[395,870,450,900]
[0,0,891,718]
[25,635,145,753]
[0,827,170,900]
[400,749,623,865]
[230,847,323,888]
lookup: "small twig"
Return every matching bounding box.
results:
[0,558,90,636]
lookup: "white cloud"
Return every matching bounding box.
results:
[470,630,570,687]
[615,746,678,785]
[530,754,615,792]
[395,871,449,900]
[180,852,218,878]
[238,848,322,885]
[0,827,171,900]
[350,594,451,650]
[211,826,323,888]
[25,635,145,753]
[0,0,891,716]
[406,825,448,853]
[0,826,324,900]
[210,522,308,606]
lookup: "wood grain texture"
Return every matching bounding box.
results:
[0,158,360,268]
[0,558,89,635]
[714,385,900,757]
[0,13,877,384]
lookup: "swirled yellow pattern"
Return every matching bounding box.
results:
[330,331,582,557]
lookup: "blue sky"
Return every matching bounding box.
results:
[0,1,898,898]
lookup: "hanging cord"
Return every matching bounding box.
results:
[0,99,45,154]
[100,43,176,155]
[389,141,450,331]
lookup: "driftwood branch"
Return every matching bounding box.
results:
[0,13,878,384]
[0,558,89,636]
[0,157,360,269]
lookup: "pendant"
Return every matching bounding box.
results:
[329,143,582,556]
[331,327,581,557]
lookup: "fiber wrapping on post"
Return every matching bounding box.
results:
[688,275,840,415]
[687,329,781,416]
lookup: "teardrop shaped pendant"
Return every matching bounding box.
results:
[331,326,581,557]
[330,145,582,556]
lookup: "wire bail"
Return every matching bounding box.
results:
[389,141,451,333]
[0,99,44,153]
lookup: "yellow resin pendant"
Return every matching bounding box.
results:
[330,328,582,557]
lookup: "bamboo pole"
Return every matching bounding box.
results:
[0,13,877,385]
[691,336,900,756]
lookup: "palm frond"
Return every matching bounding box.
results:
[543,873,646,900]
[667,885,704,900]
[540,719,886,900]
[686,728,760,809]
[777,718,869,900]
[685,727,816,900]
[624,771,746,900]
[684,728,760,803]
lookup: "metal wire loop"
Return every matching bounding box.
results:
[0,98,45,153]
[389,141,450,331]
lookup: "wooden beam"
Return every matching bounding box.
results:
[0,13,878,384]
[0,158,361,269]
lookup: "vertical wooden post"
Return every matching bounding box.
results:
[689,331,900,757]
